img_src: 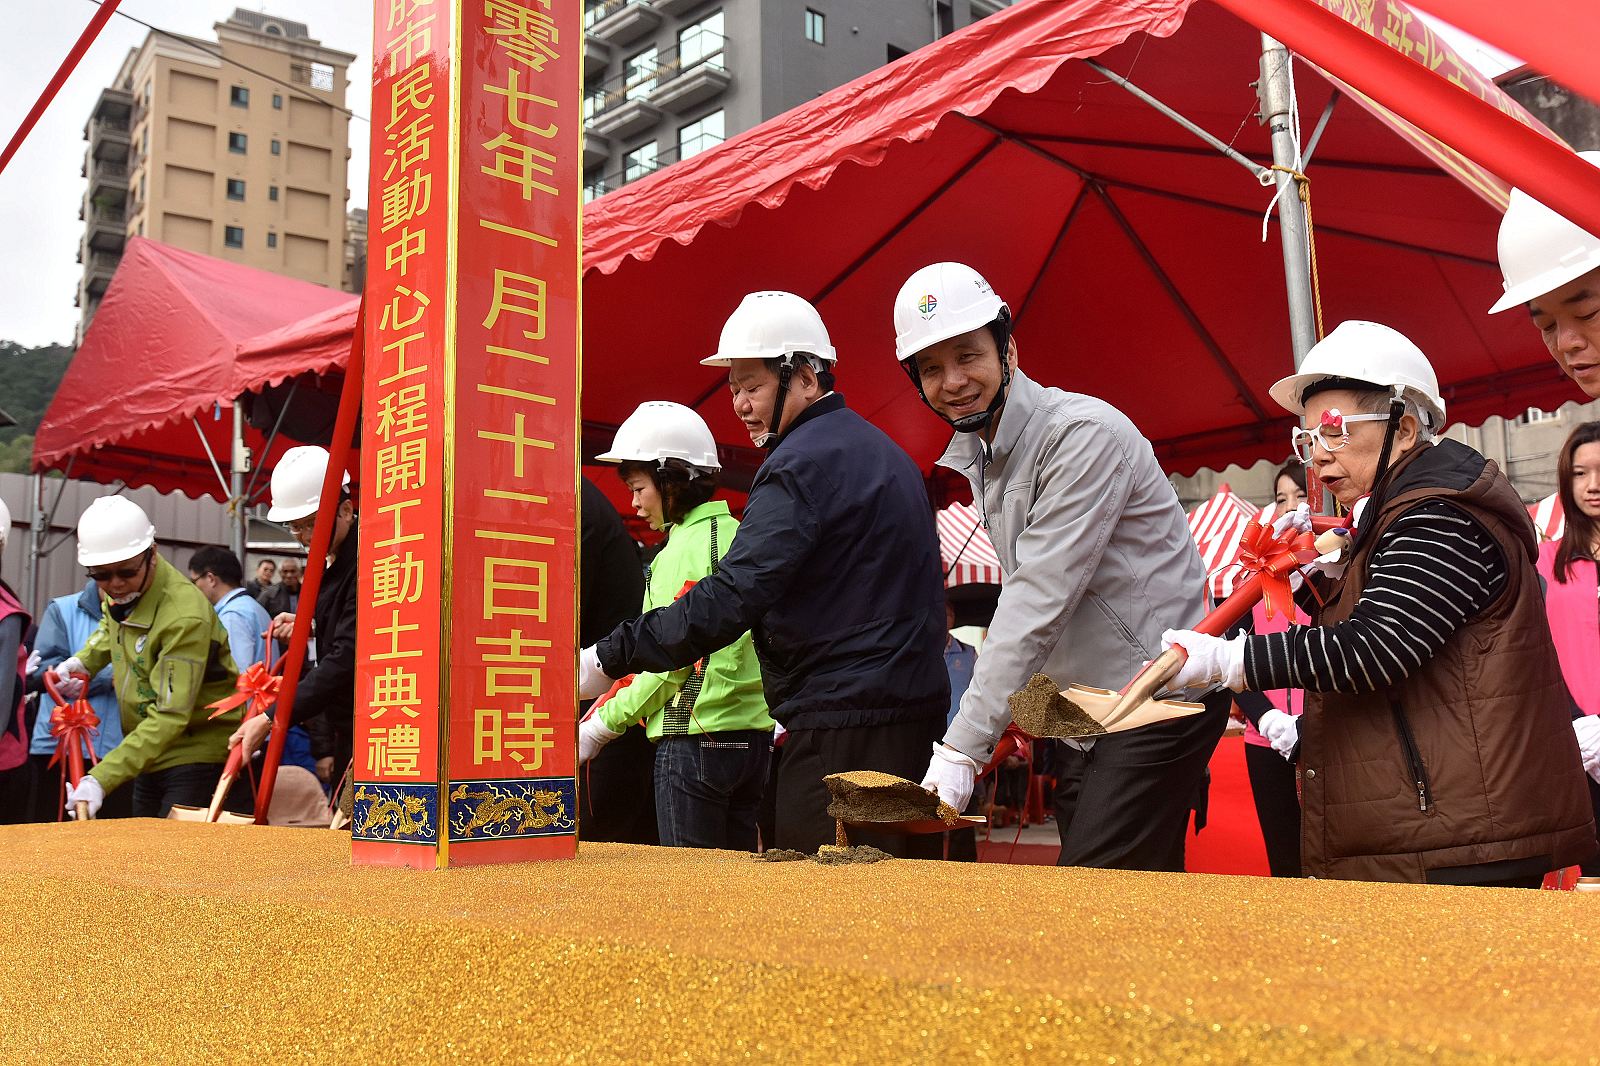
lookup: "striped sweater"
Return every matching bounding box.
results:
[1244,502,1505,693]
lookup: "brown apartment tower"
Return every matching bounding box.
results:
[77,9,355,341]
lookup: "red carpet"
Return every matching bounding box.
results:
[978,734,1273,875]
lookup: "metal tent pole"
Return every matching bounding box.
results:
[25,473,44,618]
[231,400,248,563]
[1257,33,1318,368]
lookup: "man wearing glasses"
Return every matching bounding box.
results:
[51,496,242,818]
[228,446,359,799]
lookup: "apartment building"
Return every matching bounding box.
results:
[77,9,355,340]
[582,0,1012,199]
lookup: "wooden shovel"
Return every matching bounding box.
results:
[1017,527,1350,738]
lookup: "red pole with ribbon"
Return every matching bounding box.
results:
[43,672,99,821]
[252,303,365,824]
[0,0,123,178]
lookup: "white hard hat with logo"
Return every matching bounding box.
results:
[1268,321,1446,429]
[77,496,156,567]
[1490,150,1600,313]
[893,262,1009,363]
[700,291,837,367]
[596,401,721,471]
[267,445,351,523]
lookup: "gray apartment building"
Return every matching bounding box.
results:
[582,0,1011,198]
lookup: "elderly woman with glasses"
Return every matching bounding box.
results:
[1161,321,1595,887]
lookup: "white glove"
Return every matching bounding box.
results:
[921,743,978,812]
[1270,502,1311,537]
[578,712,622,765]
[52,657,87,700]
[577,646,615,701]
[1574,716,1600,782]
[25,650,41,677]
[1257,708,1299,760]
[65,775,105,819]
[1160,630,1246,691]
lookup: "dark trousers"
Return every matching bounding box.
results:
[1244,740,1302,877]
[654,730,770,851]
[22,753,135,822]
[130,761,251,819]
[580,723,659,845]
[776,717,946,859]
[1052,691,1229,872]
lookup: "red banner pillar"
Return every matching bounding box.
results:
[354,0,581,868]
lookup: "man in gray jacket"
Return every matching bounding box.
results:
[897,262,1228,871]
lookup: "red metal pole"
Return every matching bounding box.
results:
[0,0,123,178]
[253,303,365,823]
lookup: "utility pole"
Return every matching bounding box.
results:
[1258,33,1318,368]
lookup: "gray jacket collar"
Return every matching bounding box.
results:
[935,368,1042,475]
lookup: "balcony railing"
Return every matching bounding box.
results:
[586,138,722,198]
[584,33,727,125]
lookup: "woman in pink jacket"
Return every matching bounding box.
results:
[1538,422,1600,890]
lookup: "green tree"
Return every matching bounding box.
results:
[0,340,74,472]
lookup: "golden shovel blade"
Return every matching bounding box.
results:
[166,804,255,825]
[1009,672,1205,739]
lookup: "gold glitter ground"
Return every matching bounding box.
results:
[1,821,1596,1063]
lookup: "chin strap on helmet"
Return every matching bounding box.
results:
[757,355,802,450]
[902,309,1013,436]
[1370,389,1407,493]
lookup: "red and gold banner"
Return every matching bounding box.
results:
[355,0,580,869]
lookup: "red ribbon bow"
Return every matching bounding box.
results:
[46,699,100,777]
[208,662,282,720]
[1233,520,1321,621]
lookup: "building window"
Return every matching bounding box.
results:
[230,85,249,107]
[624,46,658,101]
[624,141,658,183]
[140,127,149,156]
[272,93,283,109]
[270,139,281,155]
[269,185,279,202]
[936,0,954,38]
[225,226,244,248]
[267,232,278,249]
[887,44,909,63]
[680,10,726,69]
[226,178,246,201]
[804,9,824,45]
[228,132,248,153]
[678,110,725,159]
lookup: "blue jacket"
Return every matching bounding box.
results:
[28,583,124,758]
[214,588,272,671]
[598,394,950,731]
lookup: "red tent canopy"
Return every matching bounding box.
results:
[33,237,353,497]
[580,0,1590,475]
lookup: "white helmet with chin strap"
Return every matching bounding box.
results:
[892,262,1012,433]
[267,445,351,523]
[77,496,156,567]
[596,401,721,473]
[1269,320,1444,490]
[1490,150,1600,314]
[701,291,836,448]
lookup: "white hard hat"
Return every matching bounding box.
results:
[596,401,721,470]
[700,291,837,367]
[267,445,350,522]
[893,262,1009,362]
[77,496,156,567]
[0,496,10,550]
[1490,150,1600,313]
[1269,321,1446,429]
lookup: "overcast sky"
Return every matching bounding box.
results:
[0,4,1515,350]
[0,1,372,348]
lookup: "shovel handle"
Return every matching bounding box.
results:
[74,801,91,821]
[1194,528,1350,637]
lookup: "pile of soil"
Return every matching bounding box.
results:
[1008,673,1109,739]
[815,845,892,865]
[823,770,960,826]
[758,849,810,863]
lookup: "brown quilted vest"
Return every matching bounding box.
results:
[1299,440,1596,883]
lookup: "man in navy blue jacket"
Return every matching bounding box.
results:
[580,291,950,855]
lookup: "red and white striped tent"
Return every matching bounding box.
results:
[1529,493,1565,542]
[1187,483,1264,600]
[936,502,1004,588]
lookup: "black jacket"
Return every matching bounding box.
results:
[257,581,302,619]
[279,519,358,757]
[597,394,949,730]
[580,476,644,648]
